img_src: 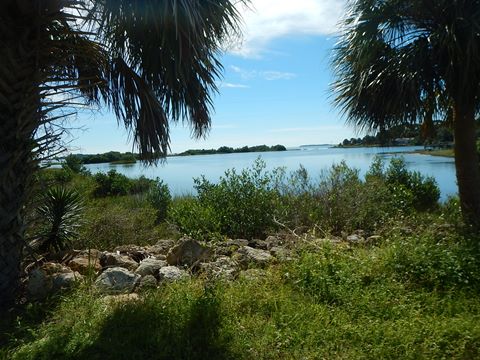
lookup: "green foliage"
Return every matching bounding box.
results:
[169,198,223,241]
[383,157,440,211]
[146,178,172,223]
[168,158,441,239]
[34,187,84,253]
[62,154,85,173]
[72,151,138,165]
[170,158,282,240]
[94,170,132,197]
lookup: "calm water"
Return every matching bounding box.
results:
[84,146,457,200]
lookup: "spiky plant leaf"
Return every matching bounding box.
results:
[34,187,85,253]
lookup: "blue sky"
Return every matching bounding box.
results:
[69,0,360,154]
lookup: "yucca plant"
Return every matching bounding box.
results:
[33,187,85,253]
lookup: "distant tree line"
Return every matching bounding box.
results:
[339,124,456,147]
[66,151,138,165]
[177,144,287,156]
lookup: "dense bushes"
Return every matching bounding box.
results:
[168,156,441,239]
[170,159,281,240]
[93,170,152,197]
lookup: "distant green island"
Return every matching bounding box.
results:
[62,145,288,165]
[175,144,287,156]
[69,151,138,165]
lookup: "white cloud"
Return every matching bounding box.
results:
[262,71,296,81]
[220,82,250,88]
[233,0,347,57]
[230,65,296,81]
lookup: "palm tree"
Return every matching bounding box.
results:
[332,0,480,229]
[0,0,246,308]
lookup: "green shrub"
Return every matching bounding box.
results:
[130,175,154,195]
[146,178,172,222]
[384,157,440,211]
[299,162,395,233]
[93,170,132,197]
[62,154,85,174]
[168,197,222,241]
[193,158,282,239]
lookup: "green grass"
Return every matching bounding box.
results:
[4,218,480,359]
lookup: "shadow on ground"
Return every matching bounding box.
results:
[77,290,236,360]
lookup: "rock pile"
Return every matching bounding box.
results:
[25,231,377,300]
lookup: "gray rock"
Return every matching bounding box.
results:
[199,256,239,281]
[27,269,52,299]
[234,246,273,269]
[137,275,158,291]
[51,271,83,291]
[346,234,364,243]
[166,238,211,267]
[225,239,249,247]
[113,245,148,263]
[158,266,190,283]
[146,239,176,255]
[27,264,82,298]
[101,252,139,271]
[135,258,167,277]
[248,239,269,250]
[94,267,141,294]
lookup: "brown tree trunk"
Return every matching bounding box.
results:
[453,102,480,229]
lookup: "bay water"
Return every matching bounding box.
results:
[84,146,457,201]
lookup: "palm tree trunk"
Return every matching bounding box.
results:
[453,102,480,229]
[0,18,41,309]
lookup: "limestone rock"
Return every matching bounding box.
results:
[27,269,52,299]
[101,252,139,271]
[146,239,176,256]
[233,246,273,269]
[94,267,141,294]
[68,253,102,275]
[51,271,83,291]
[166,238,211,267]
[248,239,269,250]
[225,239,249,247]
[42,262,71,275]
[113,245,148,263]
[137,275,158,291]
[199,256,239,281]
[158,266,190,283]
[346,234,365,243]
[135,258,167,277]
[27,265,82,298]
